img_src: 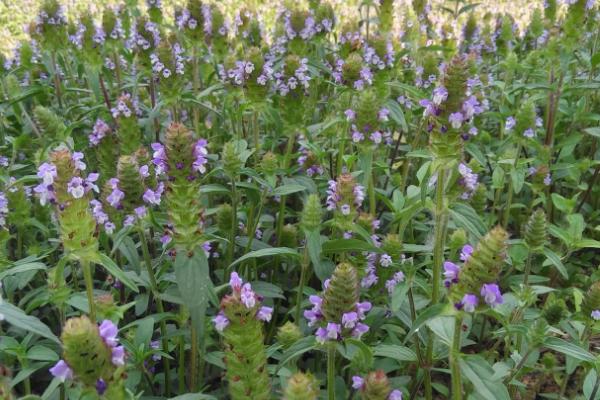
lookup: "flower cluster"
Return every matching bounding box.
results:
[457,163,478,199]
[306,296,371,343]
[110,92,140,119]
[88,119,112,146]
[50,319,125,383]
[150,42,186,79]
[326,173,365,216]
[212,272,273,332]
[352,371,403,400]
[272,56,311,96]
[0,191,8,229]
[444,243,504,312]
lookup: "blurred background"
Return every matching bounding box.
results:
[0,0,549,56]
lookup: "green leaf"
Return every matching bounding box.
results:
[27,346,59,362]
[391,282,410,313]
[306,230,332,281]
[373,344,417,361]
[449,204,487,239]
[542,248,568,279]
[250,281,285,299]
[426,315,455,346]
[92,252,138,293]
[0,262,46,280]
[584,127,600,138]
[0,303,59,344]
[168,394,217,400]
[460,356,510,400]
[175,250,212,335]
[272,184,306,196]
[229,247,300,268]
[575,239,600,249]
[321,239,379,254]
[544,337,595,362]
[404,303,447,343]
[278,336,317,369]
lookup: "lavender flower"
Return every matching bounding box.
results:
[443,261,461,286]
[591,310,600,320]
[460,245,473,261]
[352,375,364,389]
[49,360,73,382]
[459,294,478,312]
[480,283,503,307]
[213,313,229,332]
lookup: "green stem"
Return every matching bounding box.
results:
[425,167,449,400]
[523,252,533,286]
[327,342,336,400]
[228,179,238,269]
[81,259,96,322]
[295,245,310,322]
[138,226,172,396]
[451,316,463,400]
[178,315,186,393]
[501,145,521,228]
[191,324,198,391]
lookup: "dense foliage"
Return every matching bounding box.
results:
[1,0,600,399]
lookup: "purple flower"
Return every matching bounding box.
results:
[352,322,369,338]
[89,119,110,146]
[134,206,147,219]
[352,375,364,389]
[213,313,229,332]
[342,312,359,329]
[309,295,322,311]
[591,310,600,320]
[505,116,516,130]
[143,183,164,205]
[459,294,478,312]
[72,152,86,171]
[304,309,322,326]
[432,86,448,105]
[315,327,328,344]
[67,177,85,199]
[356,301,372,319]
[240,283,256,308]
[229,272,243,290]
[544,173,552,186]
[443,261,460,286]
[380,253,392,267]
[192,139,209,173]
[37,163,56,185]
[389,389,403,400]
[419,99,437,117]
[460,245,473,261]
[49,360,73,382]
[340,204,351,215]
[480,283,503,307]
[378,107,390,122]
[344,109,356,121]
[257,306,273,322]
[107,178,124,208]
[111,345,126,366]
[326,322,341,340]
[523,128,535,138]
[449,112,464,129]
[370,131,383,144]
[99,320,119,347]
[96,379,107,395]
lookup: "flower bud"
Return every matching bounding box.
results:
[281,224,298,248]
[34,106,65,139]
[542,297,566,326]
[283,372,319,400]
[61,316,114,386]
[448,229,468,254]
[260,151,278,176]
[361,370,391,400]
[113,93,141,155]
[116,155,144,215]
[449,227,508,305]
[378,0,394,34]
[322,262,360,323]
[217,203,234,233]
[277,322,303,349]
[222,141,243,178]
[524,209,547,252]
[301,194,322,232]
[582,282,600,321]
[219,280,270,400]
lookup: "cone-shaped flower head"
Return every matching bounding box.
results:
[277,321,303,348]
[155,123,209,250]
[449,227,508,308]
[215,273,271,400]
[524,208,547,252]
[301,194,322,232]
[283,372,319,400]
